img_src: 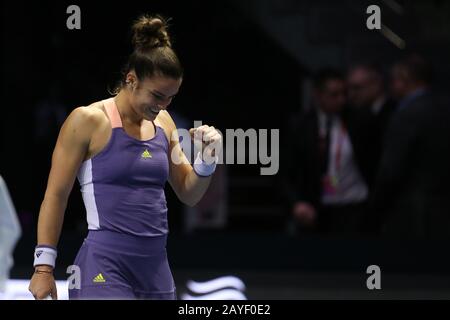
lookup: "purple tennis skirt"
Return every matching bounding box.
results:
[68,230,176,300]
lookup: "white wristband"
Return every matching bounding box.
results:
[34,246,57,268]
[193,152,218,177]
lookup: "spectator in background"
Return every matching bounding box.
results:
[371,54,450,238]
[347,63,397,188]
[284,68,371,235]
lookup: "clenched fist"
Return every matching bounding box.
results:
[189,125,222,163]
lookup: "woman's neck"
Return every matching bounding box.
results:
[114,90,144,126]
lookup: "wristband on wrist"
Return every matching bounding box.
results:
[193,152,218,177]
[33,245,57,268]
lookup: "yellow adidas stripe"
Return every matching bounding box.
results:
[93,273,106,282]
[142,149,152,158]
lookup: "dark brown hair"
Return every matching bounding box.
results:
[313,68,344,91]
[114,14,183,93]
[396,53,432,85]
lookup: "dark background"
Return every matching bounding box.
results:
[2,0,450,298]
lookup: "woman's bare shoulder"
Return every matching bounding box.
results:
[155,110,177,143]
[62,101,109,137]
[71,101,108,124]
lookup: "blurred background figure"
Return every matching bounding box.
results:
[371,54,450,239]
[284,69,371,235]
[347,63,397,188]
[0,176,22,294]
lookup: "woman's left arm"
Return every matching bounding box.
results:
[159,111,222,207]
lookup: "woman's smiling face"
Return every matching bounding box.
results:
[128,73,182,120]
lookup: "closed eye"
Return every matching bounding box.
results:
[150,90,177,100]
[151,92,164,100]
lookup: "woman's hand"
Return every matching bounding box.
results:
[189,125,222,162]
[29,266,58,300]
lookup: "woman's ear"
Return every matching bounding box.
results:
[126,72,137,89]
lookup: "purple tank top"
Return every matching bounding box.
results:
[77,97,170,237]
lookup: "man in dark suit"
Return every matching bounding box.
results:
[347,63,397,188]
[283,68,372,235]
[371,54,450,239]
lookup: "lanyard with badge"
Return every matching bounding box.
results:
[322,121,346,196]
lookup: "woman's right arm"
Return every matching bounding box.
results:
[29,106,99,299]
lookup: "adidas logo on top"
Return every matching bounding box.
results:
[141,149,152,159]
[36,250,43,258]
[93,273,106,283]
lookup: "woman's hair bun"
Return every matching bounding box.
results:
[132,14,172,50]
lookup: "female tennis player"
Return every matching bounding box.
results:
[28,14,222,300]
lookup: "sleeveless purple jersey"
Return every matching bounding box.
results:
[77,98,170,237]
